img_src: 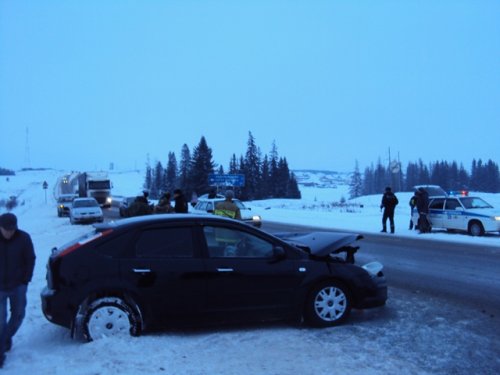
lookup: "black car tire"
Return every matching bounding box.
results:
[83,297,141,341]
[468,221,484,236]
[304,280,352,327]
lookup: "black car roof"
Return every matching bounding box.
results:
[94,214,244,231]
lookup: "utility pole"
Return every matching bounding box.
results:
[24,127,31,168]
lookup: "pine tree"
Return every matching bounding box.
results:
[164,152,178,194]
[349,160,363,199]
[260,154,271,199]
[178,144,191,191]
[143,162,153,194]
[362,165,374,195]
[150,161,163,199]
[287,172,301,198]
[188,136,215,196]
[241,132,261,200]
[269,141,279,198]
[229,154,239,174]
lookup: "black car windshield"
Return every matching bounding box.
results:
[459,197,492,209]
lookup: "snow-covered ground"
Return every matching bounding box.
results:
[0,169,499,374]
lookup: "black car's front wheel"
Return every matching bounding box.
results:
[82,297,141,341]
[304,281,352,327]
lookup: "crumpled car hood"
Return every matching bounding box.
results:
[275,231,363,256]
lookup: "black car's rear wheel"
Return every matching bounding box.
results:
[304,281,351,327]
[83,297,141,341]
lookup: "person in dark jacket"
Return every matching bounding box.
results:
[173,189,188,213]
[416,187,431,233]
[0,213,35,368]
[380,186,399,233]
[154,192,174,214]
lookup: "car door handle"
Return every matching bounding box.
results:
[217,268,234,272]
[133,268,151,273]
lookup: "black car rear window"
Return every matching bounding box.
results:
[135,227,194,258]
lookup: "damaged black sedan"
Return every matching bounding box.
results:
[41,214,387,341]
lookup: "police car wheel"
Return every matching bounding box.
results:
[468,221,484,237]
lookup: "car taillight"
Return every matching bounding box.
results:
[57,229,113,258]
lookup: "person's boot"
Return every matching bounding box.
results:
[381,225,387,233]
[390,225,395,234]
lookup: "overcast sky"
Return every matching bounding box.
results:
[1,0,499,173]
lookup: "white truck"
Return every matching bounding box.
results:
[77,172,112,207]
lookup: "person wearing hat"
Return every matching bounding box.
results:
[0,213,36,368]
[214,190,242,220]
[380,186,399,233]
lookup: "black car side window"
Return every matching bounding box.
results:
[136,227,194,258]
[203,226,273,258]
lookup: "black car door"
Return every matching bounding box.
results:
[200,224,306,319]
[119,224,206,324]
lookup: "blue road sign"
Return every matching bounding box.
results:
[208,174,245,187]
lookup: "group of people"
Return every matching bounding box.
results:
[126,188,242,221]
[409,187,431,233]
[127,189,189,217]
[154,189,189,214]
[379,186,430,234]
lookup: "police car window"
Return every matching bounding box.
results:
[429,198,445,210]
[460,197,492,209]
[203,226,273,258]
[135,227,194,258]
[445,199,460,210]
[234,200,245,209]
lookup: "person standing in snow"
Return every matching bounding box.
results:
[173,189,188,213]
[416,187,431,233]
[214,190,242,220]
[380,186,399,233]
[0,213,36,368]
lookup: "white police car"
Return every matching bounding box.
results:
[413,194,500,236]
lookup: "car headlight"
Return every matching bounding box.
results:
[494,216,500,221]
[252,215,261,221]
[106,197,112,204]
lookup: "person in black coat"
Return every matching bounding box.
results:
[0,213,36,368]
[173,189,188,213]
[416,187,431,233]
[380,187,399,233]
